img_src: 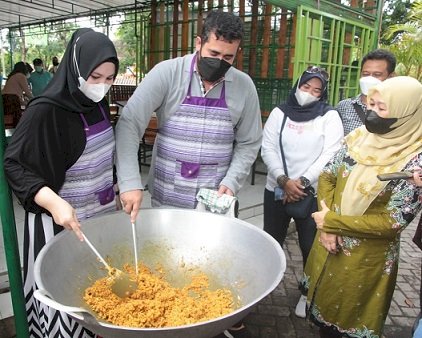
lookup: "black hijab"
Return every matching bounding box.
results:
[279,70,332,122]
[29,28,119,113]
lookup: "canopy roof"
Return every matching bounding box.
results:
[0,0,145,30]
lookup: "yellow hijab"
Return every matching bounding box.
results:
[341,76,422,216]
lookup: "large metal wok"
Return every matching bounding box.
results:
[34,209,285,338]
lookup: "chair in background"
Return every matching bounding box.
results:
[138,116,158,170]
[109,84,137,115]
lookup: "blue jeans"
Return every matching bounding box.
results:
[263,188,317,267]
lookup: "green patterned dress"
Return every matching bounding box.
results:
[301,145,422,338]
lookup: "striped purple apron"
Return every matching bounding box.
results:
[152,56,235,209]
[25,104,115,338]
[58,104,115,218]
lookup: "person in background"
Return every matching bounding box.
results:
[411,169,422,338]
[25,62,34,75]
[4,28,119,338]
[301,76,422,338]
[29,58,52,96]
[336,49,396,136]
[261,66,343,319]
[2,61,33,105]
[115,10,262,337]
[49,56,60,74]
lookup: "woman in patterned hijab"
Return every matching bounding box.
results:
[301,76,422,338]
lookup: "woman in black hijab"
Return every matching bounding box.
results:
[261,66,344,319]
[4,28,119,338]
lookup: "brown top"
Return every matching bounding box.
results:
[3,73,33,104]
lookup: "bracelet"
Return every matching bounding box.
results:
[299,176,311,188]
[277,174,289,188]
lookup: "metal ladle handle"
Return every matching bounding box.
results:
[131,222,139,275]
[82,232,111,271]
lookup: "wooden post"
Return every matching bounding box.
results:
[197,0,204,41]
[172,0,179,58]
[260,4,272,78]
[158,2,165,62]
[237,0,245,72]
[149,0,157,69]
[248,2,258,77]
[289,14,297,79]
[181,0,189,56]
[276,9,287,78]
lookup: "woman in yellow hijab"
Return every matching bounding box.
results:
[300,76,422,338]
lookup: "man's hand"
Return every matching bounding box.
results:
[217,185,234,196]
[120,190,143,223]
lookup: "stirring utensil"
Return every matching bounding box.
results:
[131,222,139,275]
[82,232,137,297]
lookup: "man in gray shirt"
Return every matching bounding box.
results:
[336,49,396,135]
[116,11,262,218]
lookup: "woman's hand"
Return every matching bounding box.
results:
[49,200,83,240]
[120,189,143,223]
[312,200,330,229]
[283,179,307,202]
[34,187,83,241]
[319,231,342,254]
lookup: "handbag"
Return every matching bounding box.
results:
[278,115,316,219]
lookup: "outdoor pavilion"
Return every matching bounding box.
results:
[0,1,384,337]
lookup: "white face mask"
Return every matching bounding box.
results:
[78,77,111,103]
[73,38,111,102]
[295,88,320,106]
[359,76,382,95]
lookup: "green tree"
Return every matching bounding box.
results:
[382,0,422,80]
[115,14,138,74]
[380,0,413,45]
[3,22,78,75]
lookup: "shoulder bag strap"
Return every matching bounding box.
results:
[353,102,367,123]
[279,114,288,176]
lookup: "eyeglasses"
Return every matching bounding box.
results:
[305,66,329,81]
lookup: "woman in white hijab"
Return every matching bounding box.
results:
[300,76,422,338]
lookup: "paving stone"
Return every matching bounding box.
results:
[257,304,290,317]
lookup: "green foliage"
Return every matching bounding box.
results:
[380,0,413,45]
[381,0,422,81]
[3,22,79,75]
[115,13,141,74]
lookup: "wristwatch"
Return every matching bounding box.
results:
[299,176,311,188]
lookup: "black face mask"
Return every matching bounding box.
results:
[197,55,232,83]
[364,110,398,134]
